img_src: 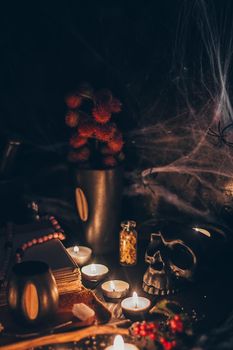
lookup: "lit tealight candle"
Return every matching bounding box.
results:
[121,291,151,319]
[105,335,139,350]
[74,245,79,253]
[132,291,139,308]
[110,280,116,291]
[67,245,92,266]
[101,280,129,299]
[81,263,109,282]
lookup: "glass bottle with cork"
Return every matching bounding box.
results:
[119,220,138,266]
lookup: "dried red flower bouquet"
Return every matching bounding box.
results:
[65,84,124,168]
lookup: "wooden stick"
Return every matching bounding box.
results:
[0,325,129,350]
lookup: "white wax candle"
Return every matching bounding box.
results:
[81,263,109,282]
[67,246,92,266]
[121,291,151,318]
[105,335,139,350]
[101,280,129,299]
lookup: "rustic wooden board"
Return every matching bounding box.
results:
[0,288,112,348]
[0,325,128,350]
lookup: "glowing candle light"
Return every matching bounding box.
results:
[101,280,129,299]
[110,280,116,291]
[132,291,139,308]
[113,335,124,350]
[67,245,92,266]
[74,245,79,254]
[81,263,109,282]
[105,335,139,350]
[121,291,151,319]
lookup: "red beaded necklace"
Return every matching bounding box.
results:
[15,216,66,263]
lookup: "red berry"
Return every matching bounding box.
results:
[148,323,156,330]
[165,342,175,350]
[169,317,183,333]
[160,337,166,344]
[140,324,146,330]
[174,315,180,321]
[140,330,147,337]
[169,322,174,330]
[149,333,156,340]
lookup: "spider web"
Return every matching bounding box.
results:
[127,0,233,221]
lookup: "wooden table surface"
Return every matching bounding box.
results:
[1,231,233,349]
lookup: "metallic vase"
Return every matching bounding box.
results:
[74,167,123,254]
[7,261,59,326]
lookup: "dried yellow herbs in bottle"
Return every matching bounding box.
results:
[119,220,137,266]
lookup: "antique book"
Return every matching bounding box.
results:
[23,239,82,294]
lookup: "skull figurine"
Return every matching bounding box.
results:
[143,231,197,295]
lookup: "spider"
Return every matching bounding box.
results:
[207,121,233,148]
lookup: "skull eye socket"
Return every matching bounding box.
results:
[169,244,194,270]
[152,261,164,271]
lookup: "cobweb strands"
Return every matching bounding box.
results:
[127,0,233,221]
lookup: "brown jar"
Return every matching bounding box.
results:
[119,220,137,266]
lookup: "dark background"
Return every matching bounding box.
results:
[0,0,186,226]
[0,0,189,152]
[0,0,180,144]
[0,0,232,226]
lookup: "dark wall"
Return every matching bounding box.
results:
[0,1,181,144]
[0,0,232,228]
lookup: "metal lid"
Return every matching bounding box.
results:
[121,220,136,229]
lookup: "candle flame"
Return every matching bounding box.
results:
[113,335,124,350]
[132,291,139,308]
[74,246,79,253]
[90,264,97,274]
[110,281,116,291]
[193,227,211,237]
